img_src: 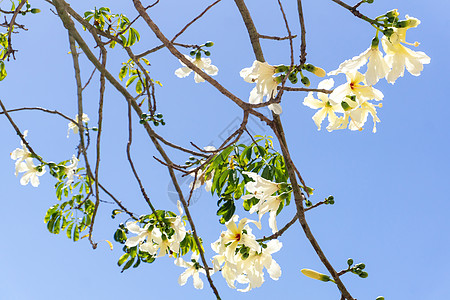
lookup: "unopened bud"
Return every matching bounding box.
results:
[341,101,351,111]
[190,50,196,56]
[275,65,289,73]
[301,269,333,282]
[204,41,214,47]
[300,76,310,87]
[31,8,41,13]
[386,9,399,19]
[195,52,201,60]
[304,64,326,77]
[204,51,211,56]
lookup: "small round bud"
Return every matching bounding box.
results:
[195,52,202,60]
[347,258,354,266]
[31,8,41,14]
[359,272,369,278]
[341,101,351,111]
[153,121,159,126]
[386,9,399,18]
[189,156,196,161]
[139,119,146,124]
[376,297,385,300]
[204,51,211,56]
[355,263,366,270]
[156,113,163,119]
[300,76,310,87]
[190,50,196,56]
[205,41,214,47]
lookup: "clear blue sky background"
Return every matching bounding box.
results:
[1,0,449,299]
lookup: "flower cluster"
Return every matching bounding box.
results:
[125,201,187,258]
[304,13,429,132]
[211,215,282,292]
[10,130,46,187]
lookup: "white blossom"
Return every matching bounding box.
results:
[10,130,31,176]
[175,55,218,83]
[303,79,343,131]
[175,253,207,289]
[240,61,282,115]
[16,158,46,187]
[64,155,79,187]
[329,45,390,86]
[329,71,383,105]
[382,16,430,84]
[67,113,89,137]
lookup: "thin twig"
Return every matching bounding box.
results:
[259,34,297,41]
[171,0,222,42]
[296,0,307,66]
[257,213,298,242]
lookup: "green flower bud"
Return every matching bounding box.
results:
[31,8,41,14]
[301,269,333,282]
[190,50,196,56]
[279,182,290,190]
[300,76,310,87]
[347,258,354,266]
[359,271,369,278]
[275,75,285,84]
[205,41,214,47]
[156,113,163,119]
[341,101,351,111]
[195,52,201,60]
[275,65,289,73]
[386,9,399,19]
[304,64,326,77]
[376,297,385,300]
[204,50,211,56]
[383,28,394,39]
[365,0,374,3]
[355,263,366,270]
[139,119,145,124]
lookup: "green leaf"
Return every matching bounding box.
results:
[119,65,128,81]
[118,253,130,266]
[126,75,138,87]
[121,257,135,272]
[73,224,80,241]
[135,79,143,94]
[66,222,74,239]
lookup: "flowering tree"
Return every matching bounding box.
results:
[0,0,429,299]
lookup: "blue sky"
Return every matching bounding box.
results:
[1,0,449,299]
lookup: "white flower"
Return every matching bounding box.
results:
[168,201,187,244]
[329,71,383,105]
[240,61,282,115]
[235,239,282,292]
[382,16,430,84]
[10,130,31,176]
[329,45,390,86]
[175,55,218,83]
[212,215,261,261]
[175,253,207,289]
[64,155,79,187]
[67,113,89,137]
[250,195,282,234]
[16,158,46,187]
[303,79,343,131]
[124,221,155,248]
[242,171,281,200]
